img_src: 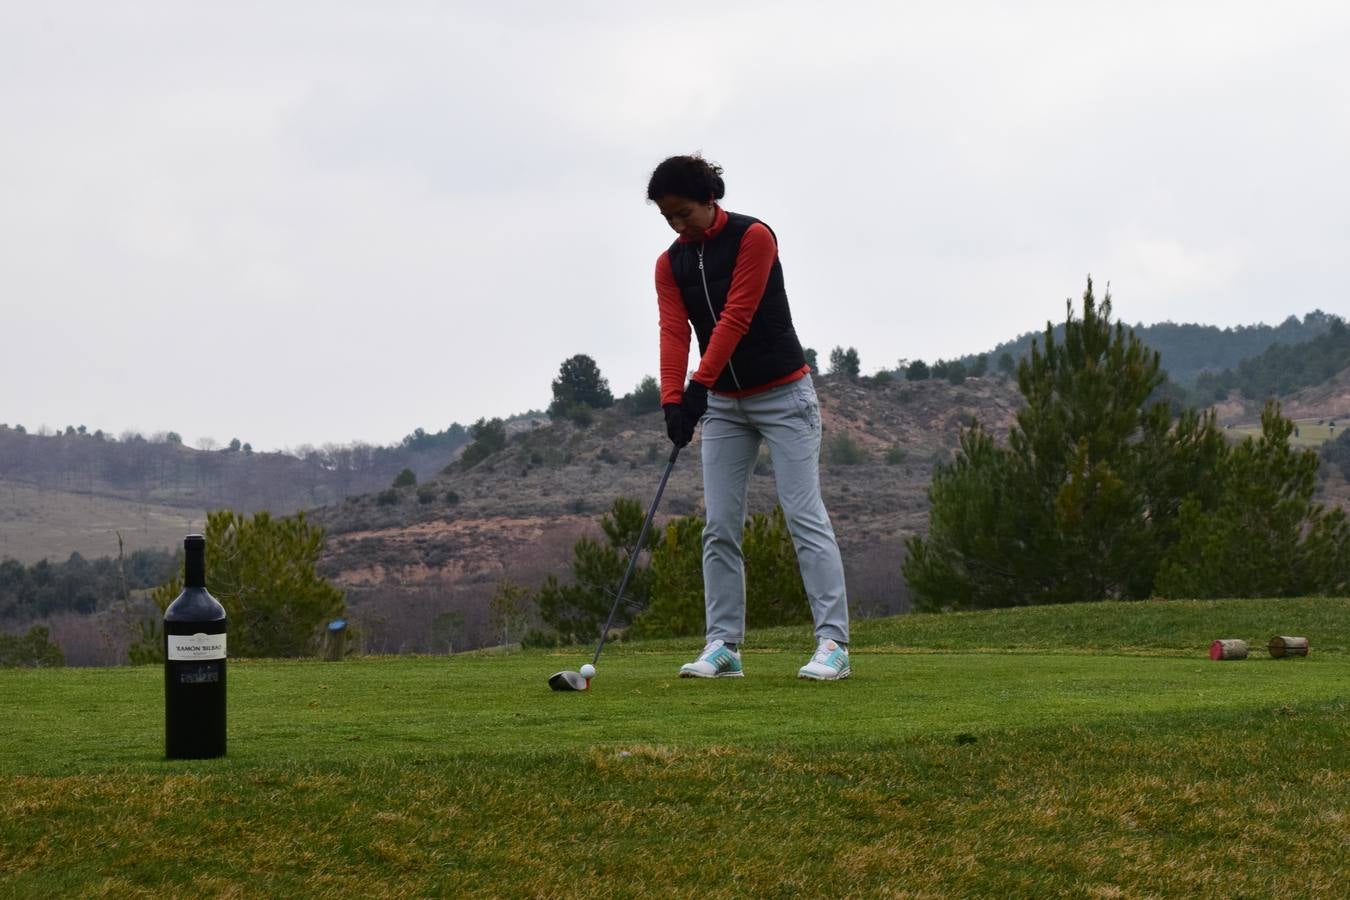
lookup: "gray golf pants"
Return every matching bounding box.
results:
[700,374,849,646]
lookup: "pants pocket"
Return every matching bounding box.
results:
[793,382,821,431]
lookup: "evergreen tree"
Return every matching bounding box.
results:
[459,418,507,469]
[1155,403,1350,598]
[829,346,861,380]
[904,278,1226,608]
[906,359,930,381]
[534,498,657,641]
[997,352,1015,379]
[628,375,662,415]
[549,354,614,419]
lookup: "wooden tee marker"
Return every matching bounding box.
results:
[1210,639,1248,660]
[1268,636,1309,658]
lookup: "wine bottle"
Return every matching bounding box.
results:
[164,534,227,759]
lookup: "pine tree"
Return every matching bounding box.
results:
[1155,403,1350,598]
[549,354,614,419]
[904,278,1227,608]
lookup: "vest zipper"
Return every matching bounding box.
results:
[698,243,743,391]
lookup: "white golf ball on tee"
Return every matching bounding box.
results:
[579,664,596,679]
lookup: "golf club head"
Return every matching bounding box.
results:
[548,670,588,692]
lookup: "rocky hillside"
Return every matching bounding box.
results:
[311,375,1026,621]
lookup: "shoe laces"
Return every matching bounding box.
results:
[699,640,726,661]
[812,641,841,664]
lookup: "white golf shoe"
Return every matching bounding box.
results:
[678,639,744,678]
[798,639,850,680]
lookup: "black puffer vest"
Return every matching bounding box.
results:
[666,211,807,393]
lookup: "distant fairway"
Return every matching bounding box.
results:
[2,598,1347,896]
[1229,418,1343,448]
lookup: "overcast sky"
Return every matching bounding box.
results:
[3,1,1348,451]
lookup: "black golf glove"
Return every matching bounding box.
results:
[663,381,710,448]
[663,404,691,447]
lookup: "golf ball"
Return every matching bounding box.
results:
[579,664,596,679]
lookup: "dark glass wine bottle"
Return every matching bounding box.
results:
[164,534,227,759]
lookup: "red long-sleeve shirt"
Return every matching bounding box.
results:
[655,205,810,405]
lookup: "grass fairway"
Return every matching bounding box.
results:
[3,599,1347,896]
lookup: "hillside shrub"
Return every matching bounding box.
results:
[827,432,867,465]
[0,625,64,667]
[460,418,507,469]
[558,404,594,427]
[628,376,662,415]
[885,443,908,465]
[444,490,460,505]
[376,489,400,506]
[417,486,437,504]
[393,468,416,488]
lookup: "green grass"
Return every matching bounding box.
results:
[3,598,1348,896]
[1231,419,1339,448]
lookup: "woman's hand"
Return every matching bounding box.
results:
[663,381,709,447]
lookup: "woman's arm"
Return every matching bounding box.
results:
[656,252,692,406]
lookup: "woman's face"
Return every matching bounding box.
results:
[655,195,716,238]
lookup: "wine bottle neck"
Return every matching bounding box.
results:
[185,536,206,588]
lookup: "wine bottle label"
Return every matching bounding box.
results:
[168,633,227,661]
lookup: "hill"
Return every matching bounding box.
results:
[3,598,1346,896]
[0,422,480,564]
[0,480,201,564]
[959,309,1340,386]
[308,374,1024,650]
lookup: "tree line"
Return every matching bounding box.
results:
[0,422,474,513]
[1191,315,1350,402]
[0,547,179,621]
[961,309,1340,387]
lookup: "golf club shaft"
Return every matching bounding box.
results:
[591,445,680,666]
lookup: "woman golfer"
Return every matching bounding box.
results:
[648,154,850,681]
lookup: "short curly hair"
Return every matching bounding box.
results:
[646,154,725,203]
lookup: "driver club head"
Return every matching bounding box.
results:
[548,670,588,692]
